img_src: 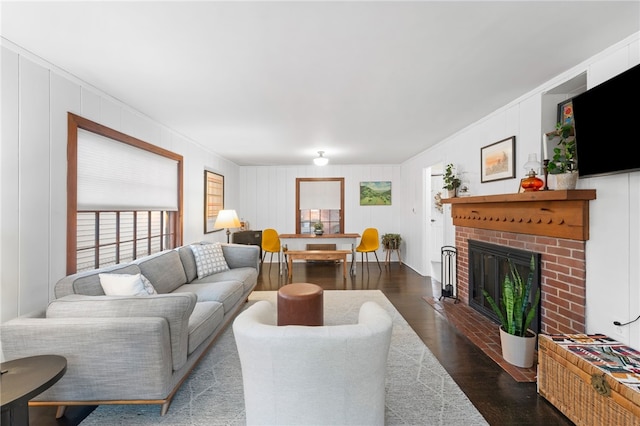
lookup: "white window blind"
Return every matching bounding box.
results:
[299,181,341,210]
[77,129,179,211]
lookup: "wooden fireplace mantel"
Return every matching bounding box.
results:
[441,190,596,241]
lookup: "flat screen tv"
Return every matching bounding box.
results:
[572,63,640,178]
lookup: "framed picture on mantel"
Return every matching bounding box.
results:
[480,136,516,183]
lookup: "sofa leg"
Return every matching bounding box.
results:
[160,401,171,416]
[55,406,66,419]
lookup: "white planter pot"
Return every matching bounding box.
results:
[447,189,456,198]
[554,172,578,190]
[499,327,537,368]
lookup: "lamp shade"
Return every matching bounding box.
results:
[214,209,241,229]
[313,151,329,166]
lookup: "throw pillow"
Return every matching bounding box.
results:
[99,273,157,296]
[190,242,229,279]
[139,274,158,295]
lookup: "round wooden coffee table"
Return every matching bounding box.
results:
[1,355,67,426]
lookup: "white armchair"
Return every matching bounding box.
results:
[232,300,393,426]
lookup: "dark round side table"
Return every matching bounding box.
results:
[1,355,67,426]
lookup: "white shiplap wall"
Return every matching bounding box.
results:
[238,164,403,259]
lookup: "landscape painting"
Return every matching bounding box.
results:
[360,181,392,205]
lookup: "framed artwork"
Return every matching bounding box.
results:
[480,136,516,183]
[557,99,574,125]
[359,181,391,205]
[204,170,224,233]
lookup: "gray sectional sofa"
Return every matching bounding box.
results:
[0,242,260,416]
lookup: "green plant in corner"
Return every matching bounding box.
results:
[482,255,540,337]
[547,122,577,174]
[381,233,402,250]
[442,163,462,191]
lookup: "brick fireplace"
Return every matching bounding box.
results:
[455,227,585,334]
[442,190,597,335]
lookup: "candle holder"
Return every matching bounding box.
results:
[543,159,550,190]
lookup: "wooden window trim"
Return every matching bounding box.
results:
[67,113,184,274]
[295,177,344,234]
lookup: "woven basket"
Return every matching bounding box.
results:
[538,334,640,426]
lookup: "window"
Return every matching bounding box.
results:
[295,178,344,234]
[67,113,183,274]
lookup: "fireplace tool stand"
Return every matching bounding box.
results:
[439,246,459,303]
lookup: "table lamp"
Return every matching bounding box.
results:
[214,209,241,243]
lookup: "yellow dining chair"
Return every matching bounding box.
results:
[261,228,281,266]
[356,228,381,271]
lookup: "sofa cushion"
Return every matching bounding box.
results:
[222,244,260,269]
[174,281,243,314]
[99,273,157,296]
[46,293,197,371]
[135,250,187,294]
[178,245,199,283]
[190,243,229,278]
[187,301,224,354]
[194,267,258,293]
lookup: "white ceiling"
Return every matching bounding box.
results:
[2,1,639,166]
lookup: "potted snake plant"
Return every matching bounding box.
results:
[482,255,540,368]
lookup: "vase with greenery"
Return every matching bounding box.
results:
[442,163,461,197]
[547,123,578,189]
[482,255,540,368]
[313,221,324,235]
[381,233,402,250]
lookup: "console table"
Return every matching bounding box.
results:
[1,355,67,426]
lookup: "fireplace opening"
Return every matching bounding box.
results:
[468,240,541,335]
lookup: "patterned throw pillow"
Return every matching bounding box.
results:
[139,274,158,294]
[190,243,229,279]
[99,273,157,296]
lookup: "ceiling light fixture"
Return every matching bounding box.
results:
[313,151,329,166]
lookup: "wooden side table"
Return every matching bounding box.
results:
[1,355,67,426]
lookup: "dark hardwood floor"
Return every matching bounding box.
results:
[29,261,573,425]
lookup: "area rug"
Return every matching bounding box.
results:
[82,290,488,425]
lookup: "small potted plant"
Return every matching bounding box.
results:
[482,255,540,368]
[442,163,461,197]
[546,122,578,189]
[381,233,402,250]
[313,221,324,235]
